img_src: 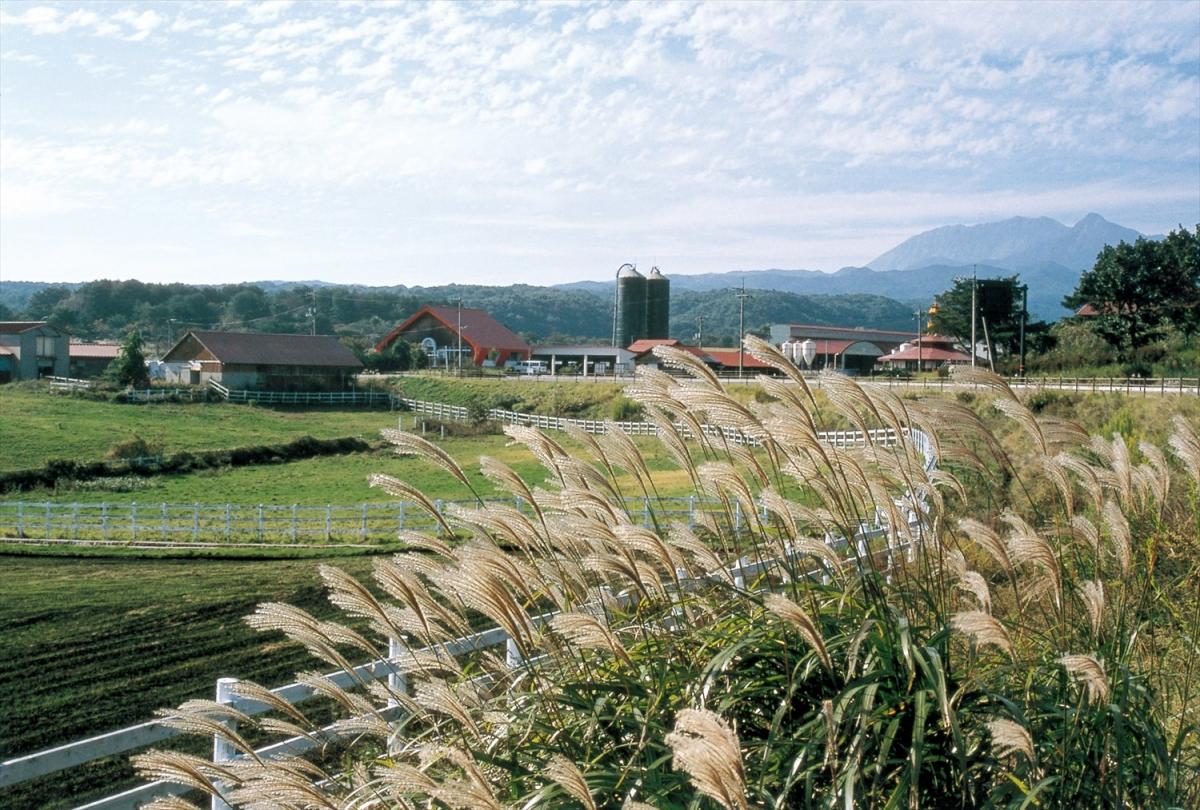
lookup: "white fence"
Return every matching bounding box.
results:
[0,494,928,809]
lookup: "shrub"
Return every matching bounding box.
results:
[104,435,160,461]
[608,395,642,421]
[138,343,1200,809]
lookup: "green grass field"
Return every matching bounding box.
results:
[0,554,378,809]
[0,385,395,472]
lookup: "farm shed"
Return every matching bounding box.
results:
[0,322,69,382]
[69,340,122,379]
[876,335,973,372]
[161,331,363,391]
[376,305,530,368]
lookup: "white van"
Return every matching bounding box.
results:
[514,360,548,375]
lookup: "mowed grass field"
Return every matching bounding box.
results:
[0,384,394,472]
[0,553,378,809]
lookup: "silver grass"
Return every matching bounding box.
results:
[951,365,1017,400]
[992,397,1047,456]
[369,473,454,536]
[763,593,832,671]
[142,799,204,810]
[1067,515,1101,557]
[951,610,1013,657]
[959,570,992,614]
[1168,414,1200,483]
[666,708,749,810]
[1002,512,1062,608]
[227,680,310,728]
[1060,653,1110,703]
[987,718,1034,760]
[1078,580,1105,636]
[133,750,238,797]
[155,701,260,762]
[652,344,722,388]
[1053,452,1105,512]
[381,428,474,491]
[544,754,598,810]
[1109,433,1135,510]
[1102,499,1132,577]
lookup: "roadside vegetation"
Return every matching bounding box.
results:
[126,343,1199,809]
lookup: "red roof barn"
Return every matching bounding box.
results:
[376,306,530,367]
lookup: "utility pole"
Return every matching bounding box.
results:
[1019,283,1028,377]
[696,315,704,349]
[916,308,923,374]
[970,265,977,368]
[736,279,750,379]
[456,299,463,374]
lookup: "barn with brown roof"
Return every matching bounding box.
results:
[375,306,530,368]
[161,331,362,390]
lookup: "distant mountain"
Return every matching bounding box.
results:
[557,213,1154,320]
[559,263,1066,320]
[868,213,1147,271]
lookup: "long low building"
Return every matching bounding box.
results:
[770,323,917,375]
[527,344,637,375]
[161,331,363,390]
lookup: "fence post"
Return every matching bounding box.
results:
[44,502,51,539]
[360,504,368,541]
[193,504,200,541]
[162,503,169,541]
[326,505,333,541]
[734,500,742,534]
[101,502,108,541]
[387,636,408,707]
[71,502,79,540]
[506,635,522,668]
[257,504,264,542]
[291,504,298,542]
[397,502,405,533]
[225,504,232,541]
[642,497,651,528]
[688,496,697,527]
[131,502,138,543]
[212,677,238,810]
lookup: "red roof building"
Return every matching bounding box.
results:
[876,335,972,372]
[376,306,530,367]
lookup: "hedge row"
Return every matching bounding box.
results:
[0,436,374,494]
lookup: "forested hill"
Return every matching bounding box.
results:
[2,279,917,352]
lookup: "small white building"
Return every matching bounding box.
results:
[528,344,637,376]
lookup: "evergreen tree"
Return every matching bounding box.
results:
[104,330,151,388]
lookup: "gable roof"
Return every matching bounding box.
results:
[0,321,48,334]
[701,349,774,369]
[376,306,529,354]
[164,331,362,368]
[69,340,122,359]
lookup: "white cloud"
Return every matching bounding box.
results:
[0,0,1194,282]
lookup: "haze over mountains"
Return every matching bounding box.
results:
[557,213,1159,320]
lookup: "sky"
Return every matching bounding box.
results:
[1,0,1198,287]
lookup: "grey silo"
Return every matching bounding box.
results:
[615,265,647,347]
[645,266,670,339]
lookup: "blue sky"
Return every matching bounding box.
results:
[1,0,1197,286]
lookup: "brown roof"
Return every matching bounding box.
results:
[69,341,122,359]
[0,321,46,334]
[376,306,529,354]
[877,336,971,364]
[164,331,363,368]
[701,349,773,369]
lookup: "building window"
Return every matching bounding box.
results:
[36,336,56,357]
